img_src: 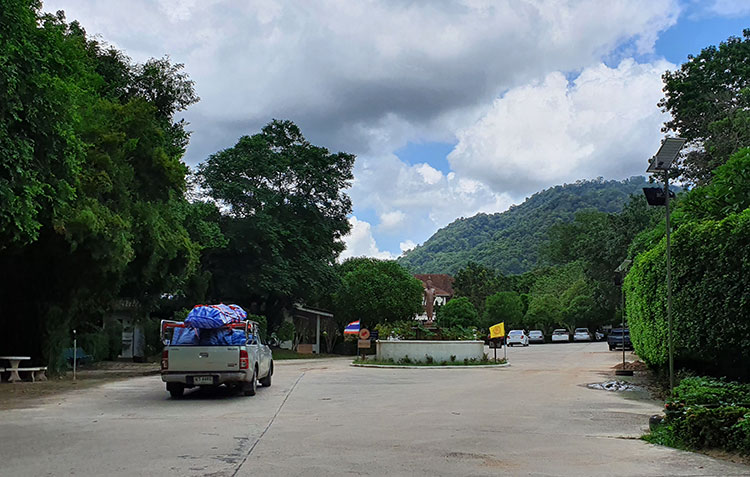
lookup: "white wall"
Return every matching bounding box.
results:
[376,340,484,363]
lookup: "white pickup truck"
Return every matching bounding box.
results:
[160,320,273,398]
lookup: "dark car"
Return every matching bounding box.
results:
[607,328,632,350]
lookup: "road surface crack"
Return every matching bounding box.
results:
[230,372,305,476]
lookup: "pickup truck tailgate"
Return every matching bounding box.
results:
[167,346,241,372]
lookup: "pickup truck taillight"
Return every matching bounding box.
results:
[240,349,249,369]
[161,350,168,370]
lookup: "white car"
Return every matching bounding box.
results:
[506,330,529,347]
[551,329,570,342]
[573,327,592,342]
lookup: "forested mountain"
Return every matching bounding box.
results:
[398,177,650,275]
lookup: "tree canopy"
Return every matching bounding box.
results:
[660,29,750,184]
[436,297,479,329]
[333,258,424,328]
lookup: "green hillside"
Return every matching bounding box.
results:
[398,177,650,275]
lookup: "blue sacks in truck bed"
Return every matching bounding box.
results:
[184,304,247,329]
[171,327,199,345]
[195,328,247,346]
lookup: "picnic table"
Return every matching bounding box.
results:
[0,356,47,383]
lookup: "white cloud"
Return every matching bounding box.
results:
[448,59,675,198]
[348,153,515,248]
[39,0,683,258]
[378,210,407,230]
[43,0,680,163]
[339,217,394,261]
[399,240,416,254]
[415,163,443,185]
[705,0,750,17]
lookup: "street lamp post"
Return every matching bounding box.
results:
[644,137,686,392]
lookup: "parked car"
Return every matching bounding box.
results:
[551,329,570,342]
[594,330,605,341]
[528,330,545,344]
[573,328,592,342]
[506,330,529,347]
[607,328,633,350]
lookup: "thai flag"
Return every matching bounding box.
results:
[344,320,360,335]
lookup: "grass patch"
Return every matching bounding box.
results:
[642,425,688,451]
[271,349,341,360]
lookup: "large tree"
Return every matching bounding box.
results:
[660,29,750,184]
[0,3,201,368]
[334,258,424,328]
[452,262,508,316]
[483,291,523,331]
[436,297,479,329]
[198,120,354,327]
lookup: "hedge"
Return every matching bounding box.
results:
[624,207,750,376]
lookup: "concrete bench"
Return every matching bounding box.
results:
[15,367,48,382]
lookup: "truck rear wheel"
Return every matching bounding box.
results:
[259,363,273,387]
[243,369,257,396]
[167,382,184,399]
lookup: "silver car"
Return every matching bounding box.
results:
[528,330,545,344]
[573,328,592,342]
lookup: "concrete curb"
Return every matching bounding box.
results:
[350,363,510,369]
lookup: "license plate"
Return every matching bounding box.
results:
[193,376,213,385]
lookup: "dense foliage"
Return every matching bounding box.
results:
[625,206,750,376]
[333,258,424,329]
[436,297,478,329]
[0,3,203,369]
[197,120,354,329]
[483,292,523,331]
[648,377,750,453]
[0,3,355,369]
[398,177,649,275]
[660,29,750,184]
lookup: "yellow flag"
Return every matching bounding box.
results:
[489,322,505,339]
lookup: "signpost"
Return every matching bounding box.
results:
[358,328,371,360]
[489,322,505,362]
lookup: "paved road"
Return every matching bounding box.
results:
[1,343,749,476]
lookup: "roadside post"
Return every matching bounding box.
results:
[489,322,505,363]
[644,137,685,392]
[73,329,77,381]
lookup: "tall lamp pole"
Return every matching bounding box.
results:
[644,137,685,392]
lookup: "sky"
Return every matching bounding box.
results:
[42,0,750,260]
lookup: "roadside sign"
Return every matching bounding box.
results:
[359,328,370,340]
[490,322,505,339]
[370,329,379,341]
[358,339,371,349]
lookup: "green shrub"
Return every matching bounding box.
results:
[675,406,750,449]
[672,377,750,406]
[248,314,267,338]
[437,297,479,329]
[276,321,295,342]
[729,413,750,453]
[399,355,412,364]
[424,355,434,364]
[624,207,750,376]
